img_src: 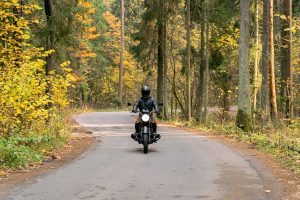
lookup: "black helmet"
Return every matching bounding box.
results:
[141,86,150,98]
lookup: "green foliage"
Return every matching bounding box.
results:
[0,1,75,169]
[0,136,42,169]
[0,112,69,169]
[209,49,224,70]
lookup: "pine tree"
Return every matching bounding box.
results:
[236,0,252,131]
[268,0,278,123]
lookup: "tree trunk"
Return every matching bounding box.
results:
[157,0,164,118]
[280,0,287,114]
[253,0,260,113]
[44,0,54,75]
[118,0,125,106]
[221,73,231,122]
[185,0,191,121]
[170,30,176,118]
[281,0,293,119]
[163,7,169,119]
[261,0,270,124]
[268,0,279,123]
[196,6,205,122]
[203,8,209,124]
[236,0,252,131]
[44,0,55,109]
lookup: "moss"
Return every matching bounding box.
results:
[236,110,252,132]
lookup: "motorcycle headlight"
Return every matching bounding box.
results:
[141,114,150,122]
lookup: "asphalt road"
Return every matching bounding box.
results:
[2,112,282,200]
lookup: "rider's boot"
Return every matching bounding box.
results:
[131,123,140,141]
[152,123,160,141]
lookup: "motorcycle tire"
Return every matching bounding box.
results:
[143,134,149,154]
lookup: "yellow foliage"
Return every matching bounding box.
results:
[74,0,99,64]
[0,1,74,136]
[102,11,122,63]
[98,12,144,104]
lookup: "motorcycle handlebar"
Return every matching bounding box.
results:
[131,111,158,114]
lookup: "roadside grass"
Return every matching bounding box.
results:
[0,113,70,170]
[161,114,300,176]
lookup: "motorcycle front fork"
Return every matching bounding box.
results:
[137,123,153,133]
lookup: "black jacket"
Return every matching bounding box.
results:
[132,97,159,113]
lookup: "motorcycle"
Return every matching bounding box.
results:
[128,103,161,154]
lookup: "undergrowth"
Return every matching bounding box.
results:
[0,113,70,169]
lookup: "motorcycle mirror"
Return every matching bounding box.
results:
[127,102,132,106]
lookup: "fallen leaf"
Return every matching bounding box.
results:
[51,154,61,160]
[0,171,7,178]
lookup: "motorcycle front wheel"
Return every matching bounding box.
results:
[143,134,149,154]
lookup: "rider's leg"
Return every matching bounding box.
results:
[135,116,141,133]
[151,117,157,133]
[151,117,160,140]
[135,123,140,133]
[152,122,157,133]
[131,117,141,140]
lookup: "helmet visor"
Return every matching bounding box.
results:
[142,90,150,97]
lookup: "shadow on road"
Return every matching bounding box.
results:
[126,148,159,154]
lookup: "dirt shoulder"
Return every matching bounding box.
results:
[0,119,96,194]
[159,122,300,200]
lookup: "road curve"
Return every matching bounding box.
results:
[1,112,282,200]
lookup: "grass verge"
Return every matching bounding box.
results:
[0,113,70,170]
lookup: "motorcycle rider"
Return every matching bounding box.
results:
[131,86,161,141]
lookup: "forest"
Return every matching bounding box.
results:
[0,0,299,169]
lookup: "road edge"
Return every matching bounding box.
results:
[158,121,300,200]
[0,116,96,195]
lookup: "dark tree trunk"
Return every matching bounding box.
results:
[221,73,230,122]
[261,0,270,124]
[163,4,169,119]
[44,0,55,109]
[156,0,164,118]
[44,0,54,76]
[196,6,205,122]
[281,0,293,119]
